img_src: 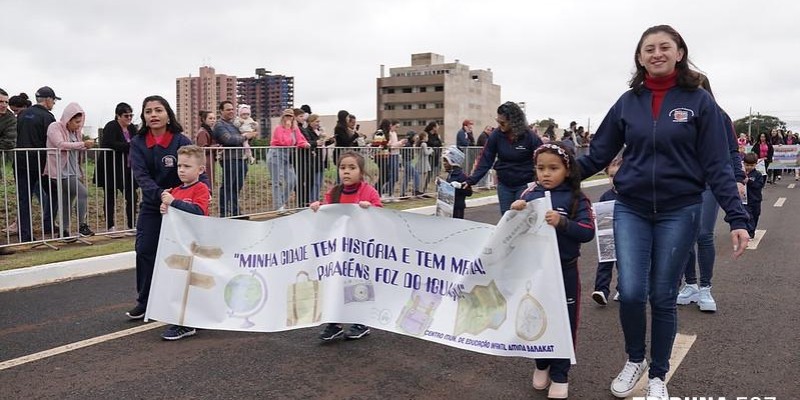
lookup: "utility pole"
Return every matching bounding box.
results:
[748,107,752,139]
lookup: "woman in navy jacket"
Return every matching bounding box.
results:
[125,95,209,320]
[576,25,749,399]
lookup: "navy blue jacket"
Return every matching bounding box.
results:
[599,188,617,202]
[466,129,542,187]
[520,183,595,263]
[445,167,472,209]
[577,86,748,231]
[745,169,765,204]
[130,131,209,212]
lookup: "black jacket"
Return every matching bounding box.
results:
[97,119,137,189]
[15,104,55,169]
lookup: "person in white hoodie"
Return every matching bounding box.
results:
[44,102,96,239]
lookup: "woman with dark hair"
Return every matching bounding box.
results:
[8,93,32,116]
[463,101,542,214]
[751,132,774,183]
[97,102,139,236]
[195,110,218,188]
[424,122,442,187]
[126,95,208,323]
[577,25,749,398]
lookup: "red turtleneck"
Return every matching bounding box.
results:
[644,70,678,119]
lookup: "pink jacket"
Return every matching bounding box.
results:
[44,102,88,178]
[270,125,309,147]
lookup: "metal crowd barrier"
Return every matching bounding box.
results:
[0,146,494,251]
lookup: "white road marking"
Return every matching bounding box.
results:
[625,333,697,399]
[773,197,786,207]
[747,230,766,250]
[789,184,796,189]
[0,322,166,371]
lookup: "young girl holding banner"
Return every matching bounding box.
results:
[310,151,382,341]
[510,142,595,399]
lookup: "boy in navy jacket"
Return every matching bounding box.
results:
[442,145,472,219]
[591,158,622,305]
[742,153,765,239]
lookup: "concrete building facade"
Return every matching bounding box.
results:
[376,53,501,145]
[176,66,237,136]
[237,69,294,138]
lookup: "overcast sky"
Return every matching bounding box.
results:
[3,0,799,135]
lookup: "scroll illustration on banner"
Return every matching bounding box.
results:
[146,198,576,362]
[593,200,616,263]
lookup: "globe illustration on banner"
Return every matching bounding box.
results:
[224,272,268,328]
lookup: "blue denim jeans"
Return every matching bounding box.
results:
[614,200,701,380]
[496,182,529,215]
[219,159,248,217]
[682,188,719,287]
[267,149,296,210]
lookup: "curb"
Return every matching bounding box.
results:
[0,179,610,292]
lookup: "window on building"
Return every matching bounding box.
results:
[384,104,395,110]
[419,87,427,93]
[419,104,426,109]
[402,87,412,94]
[417,120,427,126]
[402,121,413,127]
[387,88,395,94]
[434,86,444,92]
[435,103,444,109]
[402,104,413,110]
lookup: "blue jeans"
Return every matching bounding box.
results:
[381,154,400,196]
[219,159,248,217]
[267,149,296,209]
[682,188,719,287]
[614,201,701,380]
[496,182,529,215]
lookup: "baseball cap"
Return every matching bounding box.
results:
[35,86,61,100]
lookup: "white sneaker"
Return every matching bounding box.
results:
[610,359,648,398]
[613,292,620,301]
[698,286,717,312]
[591,291,608,306]
[676,283,699,305]
[107,226,125,239]
[645,377,669,399]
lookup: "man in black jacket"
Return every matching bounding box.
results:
[15,86,58,241]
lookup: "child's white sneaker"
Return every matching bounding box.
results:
[547,382,568,399]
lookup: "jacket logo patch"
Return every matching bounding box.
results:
[669,108,694,123]
[163,155,176,168]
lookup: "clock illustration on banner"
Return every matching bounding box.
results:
[353,284,370,301]
[516,281,547,341]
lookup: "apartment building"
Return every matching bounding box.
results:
[176,66,237,135]
[377,53,501,145]
[237,68,294,137]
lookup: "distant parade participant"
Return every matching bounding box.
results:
[463,102,542,214]
[126,95,209,320]
[97,102,138,236]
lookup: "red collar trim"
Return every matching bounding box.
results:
[644,70,678,91]
[145,130,174,148]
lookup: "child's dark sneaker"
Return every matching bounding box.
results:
[345,324,371,340]
[319,324,344,341]
[125,304,146,320]
[161,325,196,340]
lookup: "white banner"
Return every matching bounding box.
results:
[593,200,617,263]
[147,196,575,362]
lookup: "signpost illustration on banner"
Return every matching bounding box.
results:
[147,195,575,363]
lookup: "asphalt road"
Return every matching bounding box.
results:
[1,182,798,399]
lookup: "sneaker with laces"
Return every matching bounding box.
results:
[319,324,344,341]
[592,290,608,306]
[79,223,95,237]
[126,304,146,320]
[345,324,371,340]
[161,325,197,340]
[676,283,699,305]
[610,359,648,398]
[698,286,717,312]
[645,377,669,399]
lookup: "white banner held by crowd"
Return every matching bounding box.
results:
[147,198,575,362]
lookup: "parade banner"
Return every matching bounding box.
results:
[435,178,455,218]
[147,197,576,362]
[768,145,800,169]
